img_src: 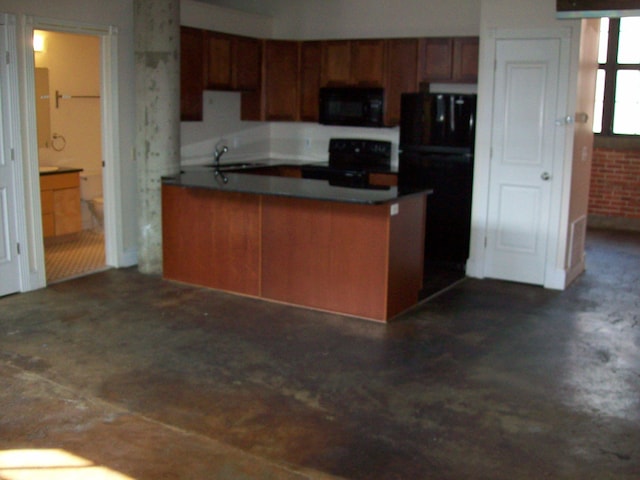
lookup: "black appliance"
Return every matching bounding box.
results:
[399,92,476,279]
[319,88,385,128]
[301,138,392,189]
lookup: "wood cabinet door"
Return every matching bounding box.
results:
[299,41,322,121]
[53,188,82,236]
[180,26,205,121]
[264,40,300,121]
[321,40,351,86]
[452,37,479,82]
[350,39,386,87]
[385,38,419,126]
[205,31,233,90]
[234,36,261,91]
[162,186,261,295]
[419,37,453,83]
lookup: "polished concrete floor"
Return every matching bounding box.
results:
[1,228,639,479]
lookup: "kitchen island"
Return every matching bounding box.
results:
[162,165,431,322]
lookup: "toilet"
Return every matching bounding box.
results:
[79,171,104,230]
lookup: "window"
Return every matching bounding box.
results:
[594,17,640,136]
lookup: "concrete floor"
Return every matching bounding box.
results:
[1,228,639,479]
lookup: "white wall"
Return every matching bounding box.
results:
[180,0,273,36]
[34,30,102,175]
[565,18,599,283]
[272,0,480,39]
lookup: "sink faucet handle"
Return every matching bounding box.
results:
[214,144,228,159]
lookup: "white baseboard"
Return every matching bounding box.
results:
[119,248,138,268]
[543,267,567,290]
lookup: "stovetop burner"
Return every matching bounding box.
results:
[300,138,393,189]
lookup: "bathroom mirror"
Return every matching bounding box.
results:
[35,67,51,149]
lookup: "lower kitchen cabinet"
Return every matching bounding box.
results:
[40,172,82,237]
[162,186,261,296]
[162,183,425,322]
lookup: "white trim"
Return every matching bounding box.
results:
[565,257,586,287]
[468,27,576,289]
[20,18,46,290]
[100,28,134,267]
[543,267,567,290]
[544,30,574,291]
[19,15,130,291]
[466,28,497,280]
[1,13,31,293]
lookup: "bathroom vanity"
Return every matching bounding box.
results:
[39,167,83,237]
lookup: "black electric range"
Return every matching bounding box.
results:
[300,138,393,189]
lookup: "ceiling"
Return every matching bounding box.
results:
[193,0,287,16]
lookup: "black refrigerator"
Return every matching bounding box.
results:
[398,92,477,293]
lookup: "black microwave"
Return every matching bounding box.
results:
[319,87,385,128]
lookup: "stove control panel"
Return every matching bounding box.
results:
[328,138,392,169]
[329,138,392,160]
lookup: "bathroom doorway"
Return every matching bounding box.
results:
[33,29,107,283]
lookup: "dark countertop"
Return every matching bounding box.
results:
[301,161,399,174]
[39,166,84,176]
[163,164,430,205]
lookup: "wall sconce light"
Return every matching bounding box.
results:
[33,32,44,52]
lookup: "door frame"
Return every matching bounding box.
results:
[0,13,29,295]
[467,27,575,289]
[20,16,122,290]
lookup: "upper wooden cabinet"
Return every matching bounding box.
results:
[263,40,300,121]
[180,26,479,124]
[419,37,453,82]
[299,41,322,122]
[180,26,205,121]
[321,40,386,87]
[419,37,479,83]
[321,40,351,86]
[350,40,386,87]
[204,31,261,91]
[452,37,479,83]
[385,38,420,126]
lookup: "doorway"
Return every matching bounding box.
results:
[33,29,107,283]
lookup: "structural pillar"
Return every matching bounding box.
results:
[134,0,181,274]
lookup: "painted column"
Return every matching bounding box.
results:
[134,0,180,274]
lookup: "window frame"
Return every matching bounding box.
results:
[597,17,640,138]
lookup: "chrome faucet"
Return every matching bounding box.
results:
[213,143,229,183]
[214,144,228,166]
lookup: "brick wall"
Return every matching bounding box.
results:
[589,148,640,219]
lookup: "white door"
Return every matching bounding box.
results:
[0,18,21,296]
[484,37,563,285]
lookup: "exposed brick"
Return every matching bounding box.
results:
[589,147,640,219]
